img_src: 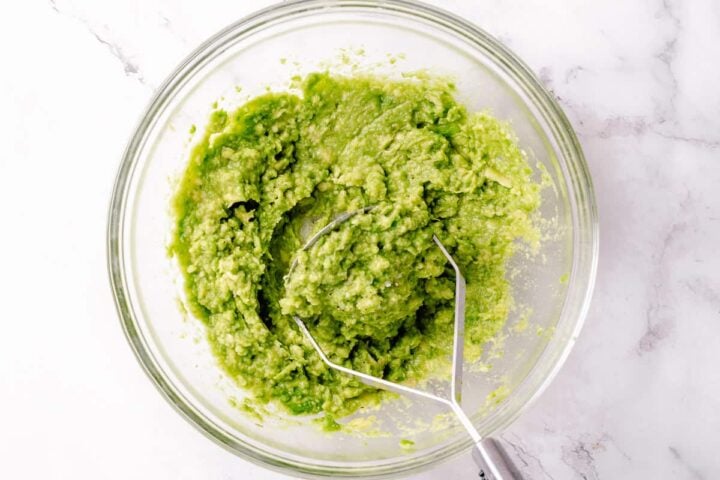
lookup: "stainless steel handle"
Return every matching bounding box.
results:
[473,438,523,480]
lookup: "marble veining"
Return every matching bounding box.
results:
[668,446,705,480]
[49,0,148,85]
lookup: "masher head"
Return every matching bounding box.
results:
[285,206,467,411]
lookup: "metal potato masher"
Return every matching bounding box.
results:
[286,207,520,479]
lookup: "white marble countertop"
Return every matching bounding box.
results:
[1,1,718,478]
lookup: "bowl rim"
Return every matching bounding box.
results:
[107,0,599,477]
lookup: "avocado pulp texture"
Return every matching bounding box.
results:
[172,73,540,418]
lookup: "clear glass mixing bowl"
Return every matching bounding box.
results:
[107,0,598,477]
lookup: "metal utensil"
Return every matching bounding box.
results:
[286,207,519,479]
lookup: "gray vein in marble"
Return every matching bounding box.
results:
[637,221,686,355]
[684,278,720,312]
[669,446,705,480]
[597,116,648,139]
[650,130,720,149]
[609,438,632,463]
[564,65,585,84]
[655,0,681,115]
[500,433,555,479]
[560,438,599,480]
[48,0,148,86]
[539,66,720,149]
[557,432,634,479]
[659,0,681,30]
[597,432,632,463]
[158,12,189,46]
[581,113,720,149]
[536,0,720,151]
[538,66,554,89]
[653,36,678,122]
[89,30,142,78]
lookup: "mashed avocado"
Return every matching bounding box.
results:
[172,72,540,419]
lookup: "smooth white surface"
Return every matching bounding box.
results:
[1,1,718,478]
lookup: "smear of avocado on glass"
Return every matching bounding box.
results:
[171,72,540,420]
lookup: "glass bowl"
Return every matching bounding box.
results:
[107,0,598,478]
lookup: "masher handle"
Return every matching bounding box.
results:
[473,438,523,480]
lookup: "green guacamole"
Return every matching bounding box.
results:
[172,73,540,419]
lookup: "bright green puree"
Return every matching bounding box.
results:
[172,73,540,420]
